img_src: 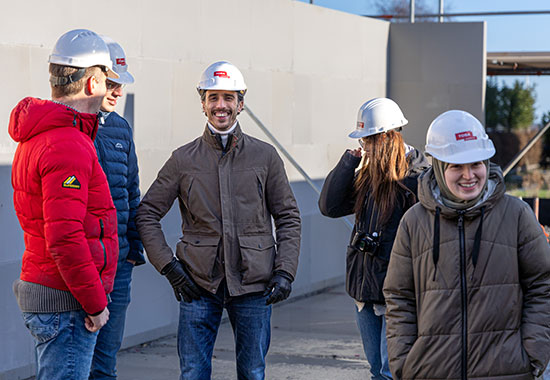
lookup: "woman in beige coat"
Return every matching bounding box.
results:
[383,110,550,380]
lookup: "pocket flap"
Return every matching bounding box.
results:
[238,234,275,251]
[180,235,220,247]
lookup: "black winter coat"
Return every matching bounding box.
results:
[318,147,428,303]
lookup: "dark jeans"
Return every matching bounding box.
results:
[90,260,134,379]
[177,282,272,380]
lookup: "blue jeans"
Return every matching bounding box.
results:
[23,310,99,380]
[178,282,271,380]
[90,260,134,379]
[355,303,392,380]
[543,361,550,379]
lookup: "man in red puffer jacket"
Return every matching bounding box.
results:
[9,29,120,380]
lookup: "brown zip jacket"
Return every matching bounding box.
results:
[384,164,550,380]
[136,124,301,296]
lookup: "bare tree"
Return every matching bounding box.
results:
[374,0,452,22]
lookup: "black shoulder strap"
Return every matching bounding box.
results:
[397,181,417,212]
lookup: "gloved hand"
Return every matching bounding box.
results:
[263,271,293,305]
[161,258,201,303]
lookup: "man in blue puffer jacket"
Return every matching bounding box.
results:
[90,36,144,380]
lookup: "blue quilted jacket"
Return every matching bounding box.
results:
[95,111,144,265]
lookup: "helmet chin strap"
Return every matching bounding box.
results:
[49,68,86,86]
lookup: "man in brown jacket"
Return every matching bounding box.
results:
[136,61,301,380]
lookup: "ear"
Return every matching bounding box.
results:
[86,75,96,95]
[237,100,244,114]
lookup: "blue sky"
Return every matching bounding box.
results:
[296,0,550,121]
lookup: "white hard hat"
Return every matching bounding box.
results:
[48,29,119,82]
[349,98,408,138]
[425,110,495,164]
[197,61,247,95]
[101,36,134,85]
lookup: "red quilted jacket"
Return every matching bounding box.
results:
[9,97,118,315]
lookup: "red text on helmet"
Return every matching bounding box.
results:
[455,131,477,141]
[116,58,126,66]
[214,71,230,78]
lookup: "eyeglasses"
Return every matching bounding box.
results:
[106,81,125,90]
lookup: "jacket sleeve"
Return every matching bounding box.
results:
[318,151,360,218]
[136,152,181,273]
[517,202,550,375]
[126,135,145,265]
[39,142,107,315]
[264,148,301,279]
[383,212,418,380]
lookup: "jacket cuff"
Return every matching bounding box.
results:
[342,150,362,168]
[127,250,146,266]
[89,307,104,316]
[161,257,178,276]
[84,294,108,316]
[275,270,294,283]
[532,364,543,378]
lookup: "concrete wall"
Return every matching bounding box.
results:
[389,22,487,151]
[0,0,391,182]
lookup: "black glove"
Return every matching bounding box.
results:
[161,258,201,303]
[262,271,293,305]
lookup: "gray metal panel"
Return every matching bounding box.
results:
[389,22,486,151]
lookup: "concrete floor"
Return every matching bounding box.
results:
[116,286,372,380]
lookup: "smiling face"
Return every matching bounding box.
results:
[202,90,243,131]
[444,161,487,201]
[100,80,124,113]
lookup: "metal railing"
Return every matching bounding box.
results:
[243,105,354,230]
[365,10,550,20]
[502,121,550,176]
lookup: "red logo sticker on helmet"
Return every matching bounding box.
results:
[357,122,364,130]
[455,131,477,141]
[116,58,126,66]
[214,71,230,78]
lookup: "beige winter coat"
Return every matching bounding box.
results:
[136,124,301,296]
[383,165,550,380]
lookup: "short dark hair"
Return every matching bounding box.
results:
[199,89,244,103]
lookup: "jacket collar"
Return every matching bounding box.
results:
[202,122,243,153]
[9,97,99,143]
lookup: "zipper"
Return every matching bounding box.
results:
[99,219,107,281]
[94,135,107,169]
[458,212,467,380]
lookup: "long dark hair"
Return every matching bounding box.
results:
[353,130,408,226]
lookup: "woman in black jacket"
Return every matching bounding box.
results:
[318,98,428,380]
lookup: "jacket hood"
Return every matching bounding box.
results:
[418,162,505,219]
[406,146,430,176]
[419,163,506,280]
[9,97,99,143]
